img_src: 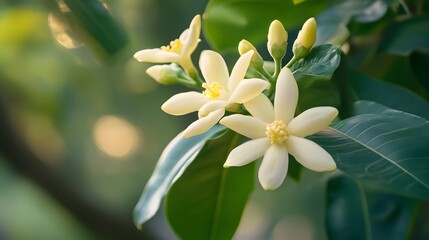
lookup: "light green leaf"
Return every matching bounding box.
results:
[378,16,429,56]
[292,45,341,111]
[310,101,429,199]
[203,0,327,51]
[165,131,254,240]
[326,176,417,240]
[134,125,227,227]
[351,71,429,120]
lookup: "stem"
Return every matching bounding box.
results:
[399,0,412,16]
[286,55,299,68]
[257,67,274,82]
[273,58,282,80]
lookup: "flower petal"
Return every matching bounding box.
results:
[199,50,229,88]
[243,94,274,123]
[228,50,253,92]
[134,49,181,63]
[258,144,289,190]
[182,108,225,138]
[288,106,339,137]
[220,114,266,139]
[198,100,228,118]
[182,15,201,56]
[228,78,269,104]
[274,67,298,123]
[161,92,208,115]
[224,138,270,167]
[286,136,336,172]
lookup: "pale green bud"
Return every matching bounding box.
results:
[238,39,264,70]
[146,64,194,85]
[293,17,317,58]
[267,20,288,60]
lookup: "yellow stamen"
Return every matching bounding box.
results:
[161,39,183,54]
[202,82,223,100]
[266,120,288,145]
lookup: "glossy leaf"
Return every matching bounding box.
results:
[165,131,254,240]
[351,71,429,120]
[203,0,327,51]
[292,45,342,111]
[326,175,417,240]
[134,125,227,227]
[309,101,429,199]
[378,16,429,55]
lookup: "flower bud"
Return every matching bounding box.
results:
[238,40,264,70]
[267,20,288,60]
[293,17,317,58]
[146,64,194,85]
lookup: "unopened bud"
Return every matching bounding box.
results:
[146,64,193,85]
[267,20,288,60]
[293,17,317,58]
[238,40,264,70]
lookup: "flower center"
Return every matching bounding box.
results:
[161,39,183,54]
[202,82,223,100]
[266,120,288,145]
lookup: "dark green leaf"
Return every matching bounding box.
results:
[309,101,429,199]
[165,131,254,240]
[351,71,429,120]
[134,125,227,227]
[410,50,429,91]
[326,175,417,240]
[203,0,327,51]
[378,16,429,55]
[292,45,342,111]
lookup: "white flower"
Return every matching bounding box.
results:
[220,67,337,190]
[161,50,270,138]
[133,15,201,73]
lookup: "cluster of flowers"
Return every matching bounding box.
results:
[134,15,338,190]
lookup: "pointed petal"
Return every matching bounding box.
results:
[258,144,289,190]
[182,15,201,56]
[274,67,298,123]
[243,94,274,123]
[199,50,229,87]
[228,51,253,91]
[228,78,269,104]
[220,114,266,139]
[198,100,228,118]
[161,92,208,115]
[287,136,336,172]
[224,138,270,167]
[288,107,339,137]
[182,109,225,138]
[134,49,181,63]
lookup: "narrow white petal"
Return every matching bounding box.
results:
[182,109,225,138]
[179,29,189,42]
[161,92,208,115]
[258,144,289,190]
[288,107,339,137]
[198,100,228,118]
[224,138,270,167]
[228,51,253,92]
[220,114,266,139]
[275,67,298,123]
[243,94,274,123]
[182,15,201,56]
[286,136,336,172]
[134,49,181,63]
[228,78,269,104]
[199,50,229,87]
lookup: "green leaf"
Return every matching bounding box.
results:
[326,175,417,240]
[410,50,429,92]
[203,0,327,51]
[309,101,429,199]
[57,0,128,56]
[133,125,227,227]
[351,71,429,120]
[378,16,429,55]
[291,45,342,111]
[165,131,254,240]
